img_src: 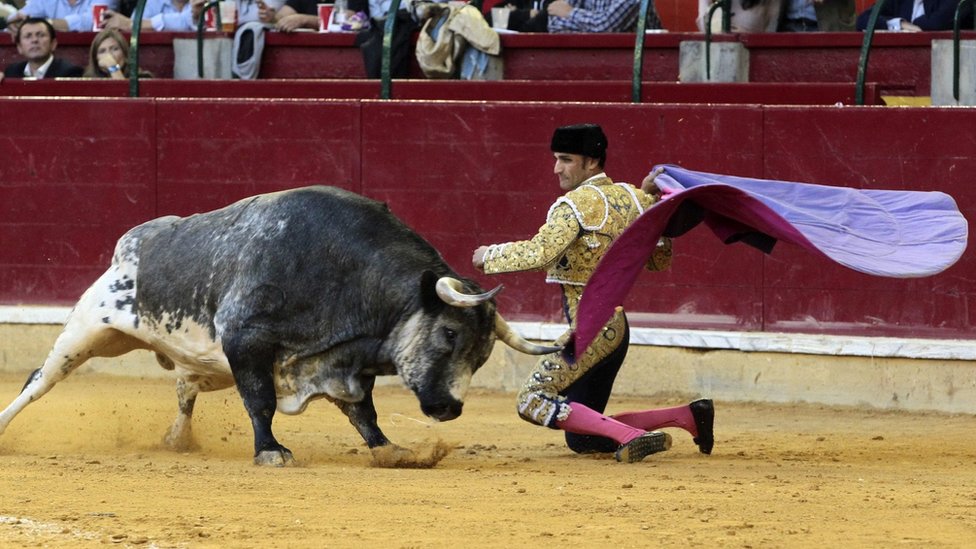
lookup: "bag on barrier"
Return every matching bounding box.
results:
[172,37,233,80]
[416,3,502,80]
[232,21,267,80]
[416,7,462,79]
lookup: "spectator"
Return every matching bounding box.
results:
[100,0,203,31]
[236,0,283,26]
[779,0,818,31]
[260,0,318,32]
[349,0,418,78]
[83,27,152,78]
[1,17,83,80]
[698,0,855,33]
[697,0,780,33]
[6,0,120,33]
[812,0,856,31]
[547,0,662,33]
[488,0,550,32]
[856,0,972,31]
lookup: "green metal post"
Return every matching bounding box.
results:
[703,0,726,83]
[380,0,404,99]
[855,0,887,105]
[631,0,651,102]
[127,0,148,97]
[197,0,222,79]
[951,0,976,102]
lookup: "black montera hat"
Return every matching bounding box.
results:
[550,124,608,158]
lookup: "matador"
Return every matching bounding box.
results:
[473,124,714,463]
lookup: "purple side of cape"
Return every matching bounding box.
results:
[571,165,969,357]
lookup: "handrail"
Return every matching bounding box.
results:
[702,0,729,82]
[855,0,887,105]
[127,0,149,97]
[196,0,222,79]
[380,0,403,99]
[952,0,976,101]
[630,0,651,102]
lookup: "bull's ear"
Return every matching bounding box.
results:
[419,270,446,313]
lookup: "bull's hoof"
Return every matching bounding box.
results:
[254,448,296,467]
[162,428,200,452]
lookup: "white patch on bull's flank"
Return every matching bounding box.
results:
[139,312,229,377]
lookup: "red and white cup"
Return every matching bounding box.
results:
[318,3,333,32]
[92,4,108,31]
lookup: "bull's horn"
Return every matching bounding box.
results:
[436,277,502,307]
[494,314,562,355]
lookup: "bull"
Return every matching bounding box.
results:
[0,186,557,466]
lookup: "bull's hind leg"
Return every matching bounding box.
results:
[0,312,142,436]
[162,370,235,452]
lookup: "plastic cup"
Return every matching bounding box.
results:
[491,7,509,30]
[318,4,333,32]
[219,1,237,32]
[92,5,107,31]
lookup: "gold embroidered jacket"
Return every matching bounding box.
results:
[483,175,672,317]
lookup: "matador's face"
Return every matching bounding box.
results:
[552,152,601,192]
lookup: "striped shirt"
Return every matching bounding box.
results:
[547,0,661,33]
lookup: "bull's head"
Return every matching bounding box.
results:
[391,272,560,422]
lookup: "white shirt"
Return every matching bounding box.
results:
[23,54,54,78]
[19,0,120,32]
[887,0,925,30]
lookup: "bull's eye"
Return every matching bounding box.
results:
[443,327,457,345]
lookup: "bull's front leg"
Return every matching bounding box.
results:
[223,329,295,467]
[333,375,391,449]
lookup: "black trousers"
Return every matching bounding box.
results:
[559,321,631,454]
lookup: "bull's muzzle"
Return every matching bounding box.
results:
[421,399,463,422]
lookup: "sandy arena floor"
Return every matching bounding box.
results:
[0,372,974,548]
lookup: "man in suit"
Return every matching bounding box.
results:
[856,0,972,31]
[2,18,84,80]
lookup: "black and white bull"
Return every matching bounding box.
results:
[0,186,557,466]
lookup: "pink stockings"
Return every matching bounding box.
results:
[611,404,699,438]
[554,402,698,446]
[555,402,645,445]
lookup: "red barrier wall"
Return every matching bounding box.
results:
[0,98,972,341]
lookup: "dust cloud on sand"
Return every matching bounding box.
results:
[369,439,455,468]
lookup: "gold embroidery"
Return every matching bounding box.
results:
[516,309,628,427]
[483,177,670,285]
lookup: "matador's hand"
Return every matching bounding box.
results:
[472,246,489,271]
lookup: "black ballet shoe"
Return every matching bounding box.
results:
[614,431,672,463]
[690,399,714,455]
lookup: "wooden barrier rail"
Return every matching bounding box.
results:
[0,78,882,104]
